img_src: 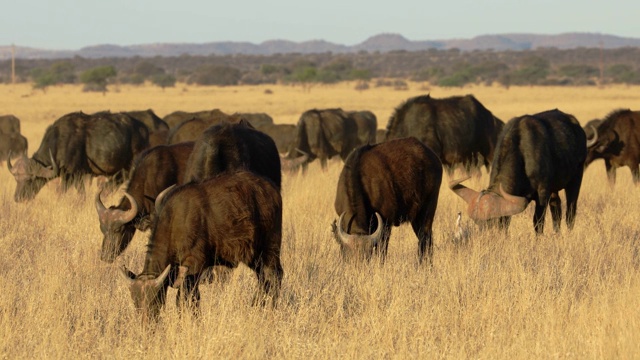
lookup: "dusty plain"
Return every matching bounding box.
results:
[1,82,640,359]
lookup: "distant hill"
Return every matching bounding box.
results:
[2,32,640,60]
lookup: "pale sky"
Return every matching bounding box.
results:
[2,0,639,49]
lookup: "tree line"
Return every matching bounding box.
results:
[2,47,640,92]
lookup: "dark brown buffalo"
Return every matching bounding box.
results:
[332,137,442,263]
[8,111,149,202]
[348,110,377,145]
[289,108,360,171]
[121,170,283,321]
[162,109,229,128]
[585,109,640,184]
[450,109,586,234]
[125,109,170,147]
[167,111,236,144]
[184,120,281,189]
[0,114,21,135]
[0,133,28,162]
[233,112,274,129]
[95,142,194,262]
[386,94,504,175]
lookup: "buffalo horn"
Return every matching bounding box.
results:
[153,265,172,288]
[155,184,176,210]
[34,149,59,179]
[95,191,138,224]
[449,176,479,205]
[468,184,529,221]
[586,125,598,148]
[336,212,383,246]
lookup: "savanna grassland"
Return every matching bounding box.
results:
[1,82,640,359]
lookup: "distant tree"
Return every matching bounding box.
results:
[606,64,640,84]
[134,61,165,78]
[289,66,317,92]
[151,73,176,90]
[30,61,76,91]
[189,65,241,86]
[80,65,117,93]
[509,56,550,85]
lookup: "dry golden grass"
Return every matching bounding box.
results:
[1,82,640,359]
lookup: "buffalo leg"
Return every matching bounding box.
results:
[414,200,438,264]
[564,173,583,230]
[549,192,562,232]
[176,275,201,315]
[533,192,549,234]
[252,256,283,307]
[631,164,640,185]
[605,160,617,185]
[374,224,392,262]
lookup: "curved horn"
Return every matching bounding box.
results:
[155,185,176,210]
[366,212,383,246]
[95,191,138,224]
[336,212,358,245]
[586,125,598,148]
[466,184,529,221]
[95,190,107,218]
[34,149,59,179]
[449,176,479,205]
[153,265,172,288]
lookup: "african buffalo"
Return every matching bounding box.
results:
[167,111,236,144]
[0,114,21,135]
[0,133,27,163]
[8,111,149,202]
[348,110,377,145]
[163,109,229,128]
[289,108,360,171]
[385,94,504,175]
[450,109,587,234]
[121,170,283,321]
[585,109,640,185]
[332,137,442,263]
[95,142,194,262]
[184,120,281,190]
[125,109,170,147]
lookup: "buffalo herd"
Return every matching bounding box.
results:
[4,93,639,320]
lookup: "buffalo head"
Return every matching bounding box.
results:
[332,212,383,261]
[449,177,529,224]
[7,150,58,202]
[95,191,138,262]
[280,149,309,172]
[585,127,623,166]
[121,264,187,322]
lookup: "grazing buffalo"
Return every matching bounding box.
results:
[125,109,170,147]
[585,109,640,184]
[163,109,229,128]
[167,111,236,144]
[184,120,281,190]
[0,114,21,134]
[8,111,149,202]
[121,170,283,321]
[348,110,377,145]
[450,109,587,234]
[385,94,504,175]
[332,137,442,263]
[0,133,27,163]
[289,108,360,171]
[95,142,195,262]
